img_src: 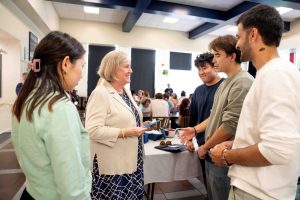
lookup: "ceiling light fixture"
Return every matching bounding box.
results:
[226,26,237,33]
[163,17,179,24]
[83,6,99,14]
[276,7,293,15]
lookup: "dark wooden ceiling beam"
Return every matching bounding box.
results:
[47,0,297,39]
[46,0,136,10]
[122,0,152,32]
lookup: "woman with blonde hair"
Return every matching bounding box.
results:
[85,50,148,199]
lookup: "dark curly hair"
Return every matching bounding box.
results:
[236,4,283,47]
[194,52,214,68]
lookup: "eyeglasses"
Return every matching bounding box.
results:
[160,140,172,145]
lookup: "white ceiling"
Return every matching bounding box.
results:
[51,0,300,37]
[53,2,128,24]
[136,13,204,32]
[281,9,300,21]
[159,0,243,11]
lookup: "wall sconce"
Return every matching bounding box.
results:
[162,69,169,75]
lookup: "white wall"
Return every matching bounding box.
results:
[0,1,49,133]
[0,1,46,103]
[0,39,21,103]
[154,49,200,96]
[0,38,20,133]
[60,19,216,52]
[280,19,300,50]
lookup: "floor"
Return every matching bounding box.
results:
[0,132,25,200]
[2,131,299,200]
[0,132,208,200]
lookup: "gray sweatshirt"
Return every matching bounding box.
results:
[205,70,254,141]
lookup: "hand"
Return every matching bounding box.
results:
[186,141,195,152]
[142,121,153,131]
[180,127,196,144]
[124,127,147,137]
[198,145,208,159]
[210,141,234,166]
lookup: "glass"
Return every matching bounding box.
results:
[175,128,183,138]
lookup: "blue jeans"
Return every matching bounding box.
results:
[205,159,230,200]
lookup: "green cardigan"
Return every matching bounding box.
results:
[12,96,91,200]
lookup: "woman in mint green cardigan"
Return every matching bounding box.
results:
[11,31,91,200]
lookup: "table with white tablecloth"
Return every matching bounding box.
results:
[143,137,202,199]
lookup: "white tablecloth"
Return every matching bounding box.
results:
[144,137,202,185]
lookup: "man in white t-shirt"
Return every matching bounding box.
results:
[210,4,300,200]
[151,92,169,117]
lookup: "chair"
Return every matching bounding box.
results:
[180,116,190,128]
[151,117,170,130]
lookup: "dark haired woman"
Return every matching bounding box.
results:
[178,98,190,127]
[12,31,91,200]
[140,98,151,121]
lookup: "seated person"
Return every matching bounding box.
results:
[140,98,151,121]
[135,89,144,105]
[151,93,169,117]
[163,93,176,114]
[178,90,187,105]
[170,93,179,108]
[178,98,190,127]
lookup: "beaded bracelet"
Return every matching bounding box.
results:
[222,148,230,166]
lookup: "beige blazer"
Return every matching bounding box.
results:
[85,79,143,175]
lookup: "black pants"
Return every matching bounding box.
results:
[21,188,35,200]
[200,158,207,189]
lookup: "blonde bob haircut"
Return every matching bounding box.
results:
[98,50,129,82]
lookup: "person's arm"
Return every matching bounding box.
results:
[198,126,232,159]
[219,78,252,139]
[85,89,120,146]
[224,144,271,166]
[200,78,252,159]
[215,71,300,167]
[180,118,209,143]
[85,89,145,147]
[44,103,91,200]
[194,118,209,134]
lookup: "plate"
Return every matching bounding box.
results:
[154,144,187,153]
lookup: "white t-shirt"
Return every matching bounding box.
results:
[229,58,300,200]
[150,99,169,117]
